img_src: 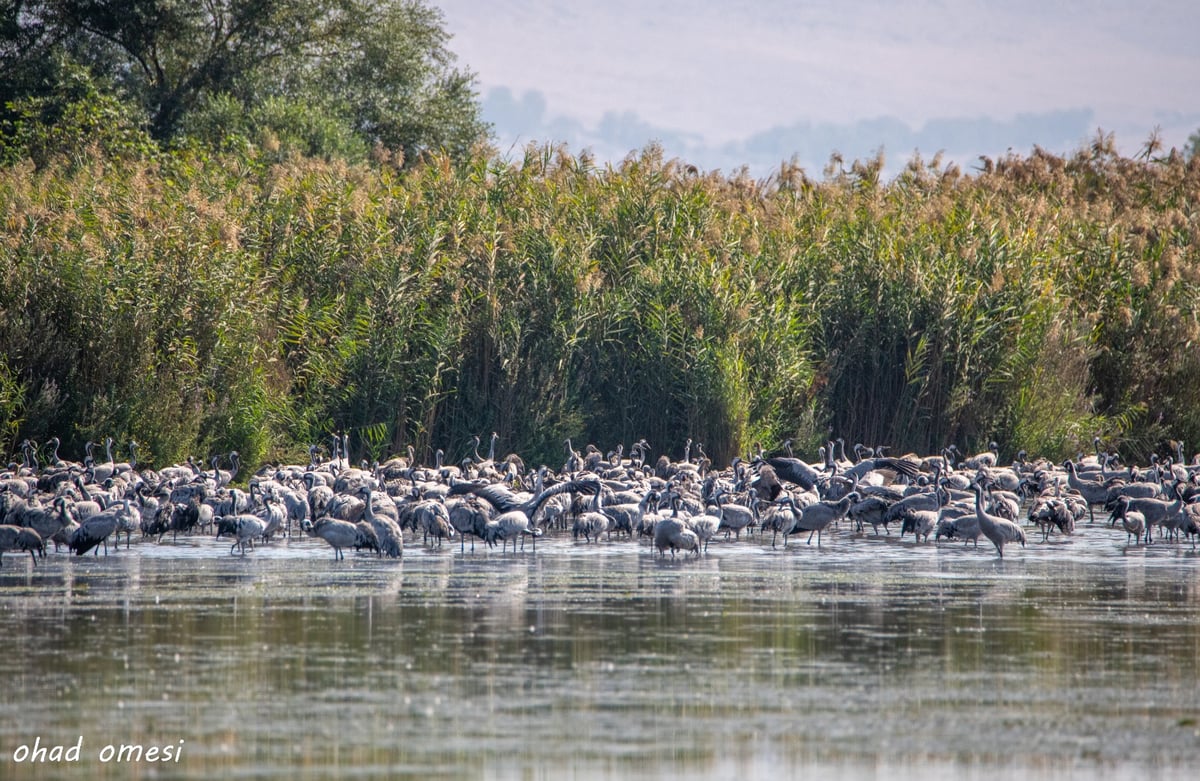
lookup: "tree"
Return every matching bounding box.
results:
[0,58,156,165]
[0,0,489,162]
[1187,128,1200,161]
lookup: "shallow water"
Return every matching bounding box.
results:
[2,524,1199,780]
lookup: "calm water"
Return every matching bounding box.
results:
[2,525,1199,780]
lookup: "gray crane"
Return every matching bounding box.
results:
[1123,481,1185,544]
[446,496,490,552]
[572,487,609,543]
[934,505,981,546]
[762,451,823,492]
[68,499,129,555]
[652,516,700,558]
[970,481,1026,557]
[1111,496,1146,545]
[300,517,362,560]
[359,485,403,557]
[777,491,859,547]
[849,493,895,535]
[0,524,44,566]
[215,513,265,555]
[413,499,453,547]
[712,489,755,540]
[1063,460,1111,524]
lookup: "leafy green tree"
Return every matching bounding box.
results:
[1,0,489,162]
[0,57,156,164]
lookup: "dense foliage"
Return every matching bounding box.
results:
[0,0,488,163]
[1,129,1198,472]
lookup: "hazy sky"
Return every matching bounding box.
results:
[434,0,1200,176]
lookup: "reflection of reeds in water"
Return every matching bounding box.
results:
[1,134,1199,470]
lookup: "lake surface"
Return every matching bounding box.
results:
[2,524,1199,780]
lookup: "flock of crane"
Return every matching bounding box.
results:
[2,433,1200,567]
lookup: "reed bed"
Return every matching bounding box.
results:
[1,134,1197,470]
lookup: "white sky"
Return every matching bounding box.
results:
[434,0,1200,174]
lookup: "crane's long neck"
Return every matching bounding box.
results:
[1165,481,1182,511]
[973,488,996,533]
[488,434,497,462]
